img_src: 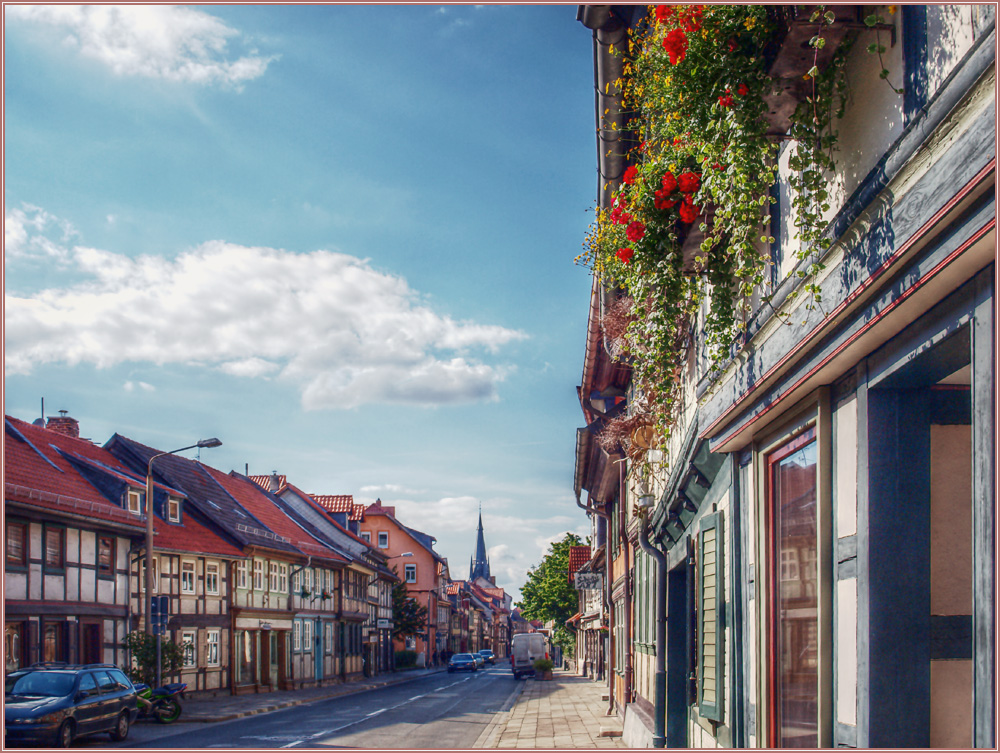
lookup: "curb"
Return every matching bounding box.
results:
[180,668,449,723]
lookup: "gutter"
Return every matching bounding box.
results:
[637,509,667,748]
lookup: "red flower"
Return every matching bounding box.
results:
[678,196,700,224]
[727,39,738,53]
[616,247,635,264]
[610,204,632,226]
[660,171,678,194]
[655,5,674,23]
[737,83,749,97]
[622,165,639,185]
[662,28,688,65]
[654,189,678,210]
[626,221,646,243]
[677,172,700,194]
[680,6,702,32]
[718,89,734,108]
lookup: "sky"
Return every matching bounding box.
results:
[3,4,599,602]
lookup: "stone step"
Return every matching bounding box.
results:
[599,726,623,738]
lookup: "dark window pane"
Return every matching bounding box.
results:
[772,435,818,747]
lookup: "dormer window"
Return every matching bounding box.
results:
[168,497,180,523]
[127,490,142,515]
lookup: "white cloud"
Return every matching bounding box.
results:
[123,380,155,392]
[4,216,527,410]
[7,5,276,88]
[4,204,77,263]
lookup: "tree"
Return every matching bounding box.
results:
[391,579,429,641]
[121,631,186,687]
[517,532,584,655]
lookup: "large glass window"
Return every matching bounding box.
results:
[767,427,818,748]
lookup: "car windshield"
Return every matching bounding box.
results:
[480,650,493,655]
[452,654,473,661]
[6,672,76,697]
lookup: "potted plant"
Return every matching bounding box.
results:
[299,587,311,599]
[533,657,554,681]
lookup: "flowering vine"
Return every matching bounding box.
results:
[578,4,858,450]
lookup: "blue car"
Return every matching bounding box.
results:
[447,653,479,673]
[5,663,138,747]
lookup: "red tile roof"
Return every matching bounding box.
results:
[283,483,372,549]
[312,494,362,521]
[202,466,347,564]
[248,474,285,492]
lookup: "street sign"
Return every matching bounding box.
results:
[376,619,393,629]
[150,595,170,633]
[574,573,602,591]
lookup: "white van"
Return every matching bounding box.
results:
[510,632,549,679]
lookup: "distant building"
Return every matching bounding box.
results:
[468,508,492,582]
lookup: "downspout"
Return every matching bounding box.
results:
[638,509,667,748]
[620,460,633,707]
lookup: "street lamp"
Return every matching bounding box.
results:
[145,438,221,686]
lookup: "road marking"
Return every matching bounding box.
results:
[409,694,425,700]
[366,708,386,717]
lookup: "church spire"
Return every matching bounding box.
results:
[470,504,491,581]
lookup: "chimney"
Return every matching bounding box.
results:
[269,471,280,493]
[46,410,80,439]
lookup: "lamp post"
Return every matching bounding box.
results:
[145,438,221,687]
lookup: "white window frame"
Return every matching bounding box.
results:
[361,531,371,543]
[269,562,280,592]
[181,560,196,594]
[253,559,264,590]
[205,562,219,595]
[167,497,180,522]
[303,619,313,653]
[279,563,288,593]
[182,630,197,667]
[404,563,417,583]
[140,557,159,592]
[293,620,302,652]
[206,629,220,666]
[236,560,248,590]
[127,490,142,515]
[324,623,333,654]
[377,531,388,549]
[304,568,313,593]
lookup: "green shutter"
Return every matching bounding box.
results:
[698,513,724,722]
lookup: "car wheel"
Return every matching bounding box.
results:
[56,720,75,748]
[110,710,130,741]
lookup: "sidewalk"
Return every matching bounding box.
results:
[178,666,448,722]
[474,669,625,749]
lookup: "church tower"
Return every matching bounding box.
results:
[469,505,491,581]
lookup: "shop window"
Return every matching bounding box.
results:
[206,562,219,595]
[5,622,24,672]
[6,522,27,569]
[98,536,115,579]
[766,427,819,748]
[181,561,196,594]
[698,513,724,723]
[43,527,64,572]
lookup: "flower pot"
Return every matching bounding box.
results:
[538,669,554,681]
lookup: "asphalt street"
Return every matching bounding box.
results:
[103,665,520,749]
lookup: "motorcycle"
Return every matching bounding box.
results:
[133,681,187,723]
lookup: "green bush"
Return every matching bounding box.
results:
[395,650,418,669]
[533,658,554,672]
[121,631,185,687]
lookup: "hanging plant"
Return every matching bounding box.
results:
[578,4,855,448]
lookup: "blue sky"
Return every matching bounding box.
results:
[4,4,597,601]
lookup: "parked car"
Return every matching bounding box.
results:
[473,653,485,668]
[477,649,496,665]
[447,653,479,673]
[5,663,138,747]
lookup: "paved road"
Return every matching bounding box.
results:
[104,666,519,749]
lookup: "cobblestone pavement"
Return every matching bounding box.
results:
[474,669,625,749]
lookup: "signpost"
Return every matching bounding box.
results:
[150,595,169,688]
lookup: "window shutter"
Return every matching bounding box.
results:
[698,512,724,722]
